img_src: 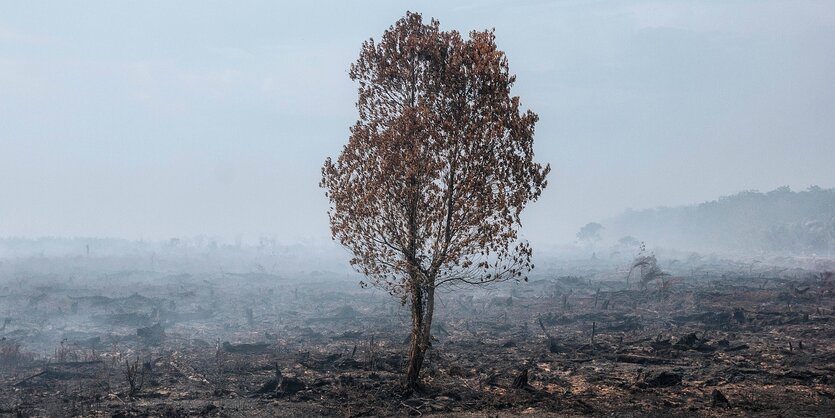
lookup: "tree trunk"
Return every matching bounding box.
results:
[405,281,435,391]
[421,284,435,349]
[406,282,425,390]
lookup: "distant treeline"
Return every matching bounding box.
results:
[607,186,835,255]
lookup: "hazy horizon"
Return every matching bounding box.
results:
[0,184,829,249]
[2,1,834,247]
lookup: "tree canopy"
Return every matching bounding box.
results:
[322,12,549,294]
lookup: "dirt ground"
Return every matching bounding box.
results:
[1,255,833,417]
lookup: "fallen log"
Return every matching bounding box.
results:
[613,354,679,365]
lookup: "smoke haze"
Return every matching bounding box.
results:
[1,1,833,249]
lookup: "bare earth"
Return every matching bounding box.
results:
[1,258,833,417]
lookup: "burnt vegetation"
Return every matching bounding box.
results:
[1,10,833,418]
[0,247,833,416]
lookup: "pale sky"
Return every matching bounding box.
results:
[1,1,833,246]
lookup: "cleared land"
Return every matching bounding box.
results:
[0,256,833,416]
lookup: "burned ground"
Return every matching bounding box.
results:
[0,256,834,417]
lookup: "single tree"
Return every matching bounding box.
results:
[577,222,604,244]
[321,12,549,390]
